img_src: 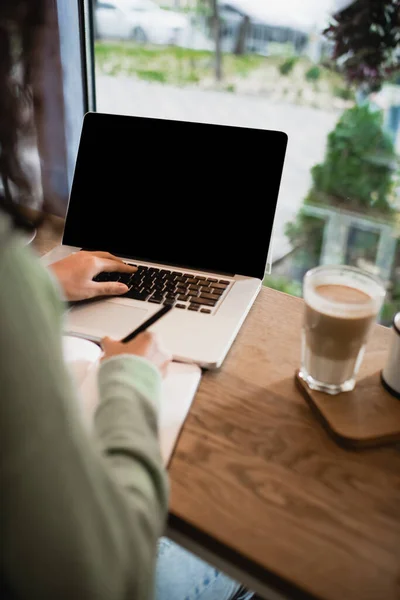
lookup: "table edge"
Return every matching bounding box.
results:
[168,512,322,600]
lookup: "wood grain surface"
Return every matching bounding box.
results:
[296,354,400,449]
[34,220,400,600]
[168,290,400,600]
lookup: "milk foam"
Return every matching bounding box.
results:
[305,279,379,319]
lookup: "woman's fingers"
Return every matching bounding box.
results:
[87,281,129,298]
[91,251,125,262]
[95,258,137,274]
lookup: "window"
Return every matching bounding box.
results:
[129,0,161,11]
[85,0,400,325]
[15,0,87,215]
[220,5,244,17]
[98,2,116,9]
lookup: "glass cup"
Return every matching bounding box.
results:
[299,265,386,395]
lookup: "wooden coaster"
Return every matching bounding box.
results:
[295,354,400,449]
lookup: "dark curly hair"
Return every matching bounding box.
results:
[0,0,45,230]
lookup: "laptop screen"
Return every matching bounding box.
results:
[63,113,287,279]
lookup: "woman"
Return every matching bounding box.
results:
[0,2,252,599]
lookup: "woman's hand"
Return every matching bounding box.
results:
[49,251,137,302]
[101,331,172,376]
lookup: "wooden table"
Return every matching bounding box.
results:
[33,218,400,600]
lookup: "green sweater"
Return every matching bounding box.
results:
[0,214,168,599]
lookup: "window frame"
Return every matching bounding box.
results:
[31,0,96,216]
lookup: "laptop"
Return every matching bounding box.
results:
[43,113,287,368]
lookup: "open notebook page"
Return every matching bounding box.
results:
[62,335,201,465]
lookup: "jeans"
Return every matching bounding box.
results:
[156,538,254,600]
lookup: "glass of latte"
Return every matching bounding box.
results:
[299,266,386,395]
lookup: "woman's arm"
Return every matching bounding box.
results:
[0,233,168,599]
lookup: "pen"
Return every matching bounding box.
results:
[121,304,172,343]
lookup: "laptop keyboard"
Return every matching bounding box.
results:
[93,264,231,313]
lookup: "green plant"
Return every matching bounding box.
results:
[333,86,354,101]
[136,69,166,83]
[186,72,200,83]
[310,104,396,214]
[285,104,397,280]
[285,213,325,266]
[263,275,302,297]
[279,56,297,76]
[324,0,400,89]
[392,281,400,302]
[381,301,400,325]
[305,66,321,82]
[94,41,264,87]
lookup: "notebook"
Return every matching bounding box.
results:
[62,335,202,465]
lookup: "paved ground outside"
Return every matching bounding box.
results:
[95,75,347,263]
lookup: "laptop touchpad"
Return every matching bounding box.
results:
[67,301,148,340]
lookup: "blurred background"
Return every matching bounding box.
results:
[18,0,400,324]
[92,0,400,324]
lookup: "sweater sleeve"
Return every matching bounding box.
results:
[0,222,168,600]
